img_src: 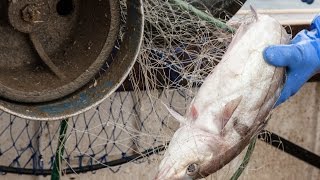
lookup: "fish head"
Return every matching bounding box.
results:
[155,125,226,180]
[157,97,244,179]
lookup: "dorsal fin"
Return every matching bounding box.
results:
[250,5,259,21]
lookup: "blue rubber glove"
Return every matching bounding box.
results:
[302,0,314,4]
[263,15,320,107]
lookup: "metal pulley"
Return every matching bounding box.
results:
[0,0,144,120]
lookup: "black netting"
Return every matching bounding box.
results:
[0,89,191,175]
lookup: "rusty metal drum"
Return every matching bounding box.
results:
[0,0,144,120]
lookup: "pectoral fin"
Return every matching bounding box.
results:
[162,102,186,125]
[220,96,243,131]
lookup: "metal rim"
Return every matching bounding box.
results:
[0,0,144,121]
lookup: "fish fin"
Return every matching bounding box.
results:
[186,104,199,121]
[162,102,186,125]
[190,105,199,120]
[220,96,243,131]
[250,5,258,21]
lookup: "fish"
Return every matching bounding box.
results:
[155,8,290,180]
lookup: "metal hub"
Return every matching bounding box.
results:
[0,0,144,121]
[0,0,120,103]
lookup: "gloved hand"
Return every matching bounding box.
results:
[302,0,314,4]
[263,15,320,107]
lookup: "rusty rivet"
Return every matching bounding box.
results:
[21,4,42,23]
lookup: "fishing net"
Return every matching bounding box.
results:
[0,0,255,178]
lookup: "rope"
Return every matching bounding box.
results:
[51,119,68,180]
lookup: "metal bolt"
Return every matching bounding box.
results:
[21,4,41,23]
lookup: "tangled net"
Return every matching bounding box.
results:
[0,0,255,178]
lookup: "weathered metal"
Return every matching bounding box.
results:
[1,0,120,103]
[0,0,144,120]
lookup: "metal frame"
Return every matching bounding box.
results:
[259,130,320,169]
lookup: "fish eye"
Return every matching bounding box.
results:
[186,163,199,176]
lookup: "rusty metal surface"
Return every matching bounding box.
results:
[0,0,120,103]
[0,0,144,120]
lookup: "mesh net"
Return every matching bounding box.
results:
[0,0,254,177]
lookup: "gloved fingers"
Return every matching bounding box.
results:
[295,40,320,70]
[311,15,320,36]
[274,73,306,107]
[291,29,318,44]
[263,45,301,68]
[291,16,320,44]
[302,0,314,4]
